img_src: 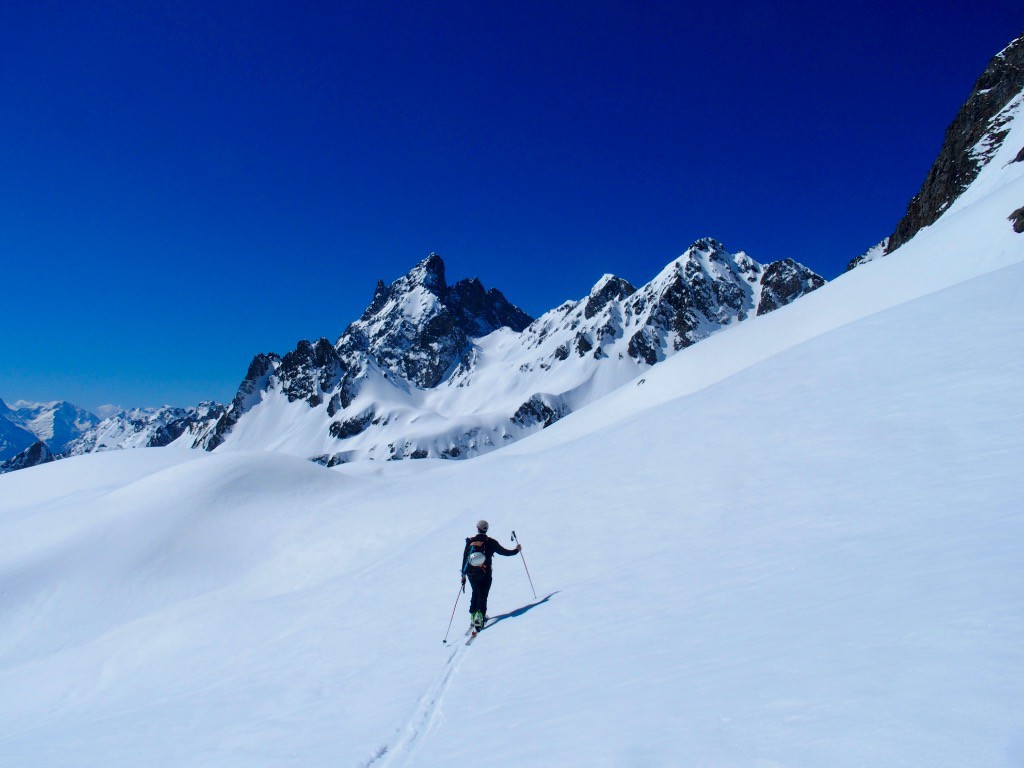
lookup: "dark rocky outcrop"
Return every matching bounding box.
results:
[329,409,375,439]
[448,276,533,336]
[888,33,1024,251]
[584,276,636,319]
[197,354,279,450]
[336,253,534,389]
[1010,206,1024,233]
[278,339,345,406]
[757,259,827,315]
[510,395,569,429]
[0,440,56,474]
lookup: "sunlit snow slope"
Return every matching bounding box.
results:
[2,38,1024,764]
[1,207,1022,766]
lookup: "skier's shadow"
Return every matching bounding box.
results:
[487,591,558,628]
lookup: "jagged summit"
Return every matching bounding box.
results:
[337,254,534,389]
[887,31,1024,252]
[177,242,823,466]
[409,252,447,291]
[15,244,823,473]
[585,275,636,319]
[5,242,826,472]
[688,236,727,253]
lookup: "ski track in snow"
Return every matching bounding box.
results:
[363,638,466,767]
[363,595,556,768]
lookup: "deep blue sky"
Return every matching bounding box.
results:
[2,2,1021,411]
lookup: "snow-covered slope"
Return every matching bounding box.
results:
[0,220,1020,766]
[0,31,1021,768]
[196,240,822,464]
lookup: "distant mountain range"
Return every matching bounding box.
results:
[0,398,99,463]
[1,241,823,472]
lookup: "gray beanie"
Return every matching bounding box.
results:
[476,520,489,532]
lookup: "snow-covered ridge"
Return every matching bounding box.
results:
[64,402,225,456]
[0,398,100,466]
[190,238,823,464]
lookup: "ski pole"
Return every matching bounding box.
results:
[511,530,537,600]
[442,578,465,644]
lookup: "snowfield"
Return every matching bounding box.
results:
[1,229,1022,765]
[3,65,1024,765]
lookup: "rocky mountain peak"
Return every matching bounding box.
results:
[757,259,826,315]
[335,254,535,388]
[585,275,637,319]
[888,32,1024,251]
[687,237,727,256]
[406,252,448,294]
[448,277,533,336]
[41,240,824,470]
[0,440,55,474]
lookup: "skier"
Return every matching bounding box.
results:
[461,520,521,630]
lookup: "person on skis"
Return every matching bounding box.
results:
[461,520,521,630]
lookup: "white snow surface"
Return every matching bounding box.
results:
[2,89,1024,767]
[1,246,1022,765]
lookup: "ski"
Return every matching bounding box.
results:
[465,617,493,645]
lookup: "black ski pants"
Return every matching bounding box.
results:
[467,569,492,616]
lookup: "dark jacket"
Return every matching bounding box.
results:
[462,533,518,573]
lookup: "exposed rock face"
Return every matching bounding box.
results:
[888,33,1024,251]
[336,253,532,389]
[197,355,279,451]
[758,259,827,315]
[0,440,56,474]
[510,395,570,430]
[1010,206,1024,233]
[278,339,344,407]
[584,276,637,319]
